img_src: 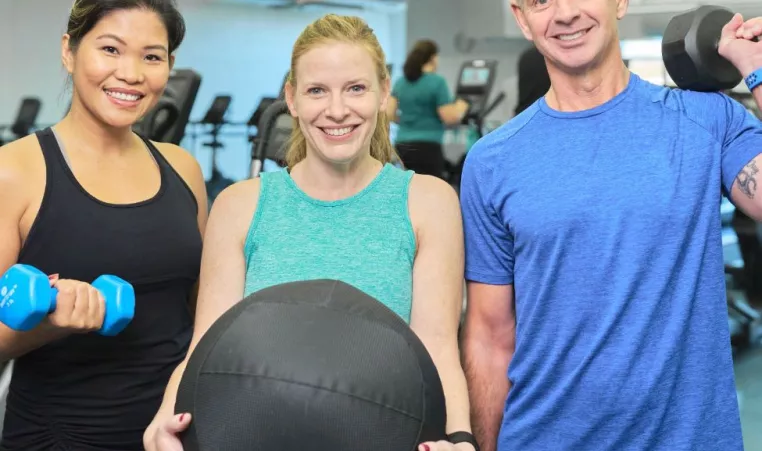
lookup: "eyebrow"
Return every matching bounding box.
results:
[303,78,371,87]
[96,34,168,53]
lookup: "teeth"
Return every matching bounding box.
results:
[559,30,585,41]
[324,127,354,136]
[106,90,140,101]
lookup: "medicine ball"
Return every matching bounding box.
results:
[175,279,447,451]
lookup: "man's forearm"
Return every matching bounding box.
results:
[462,341,512,451]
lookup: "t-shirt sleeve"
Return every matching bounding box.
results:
[434,76,453,108]
[717,94,762,197]
[459,146,515,285]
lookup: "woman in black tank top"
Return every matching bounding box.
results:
[0,1,206,449]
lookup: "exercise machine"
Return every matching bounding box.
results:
[198,95,235,205]
[726,208,762,353]
[444,59,505,187]
[250,100,292,178]
[133,68,202,144]
[0,97,42,146]
[246,72,290,154]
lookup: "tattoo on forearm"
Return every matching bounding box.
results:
[737,160,759,199]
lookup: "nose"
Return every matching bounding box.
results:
[325,92,350,121]
[115,56,145,85]
[553,0,581,25]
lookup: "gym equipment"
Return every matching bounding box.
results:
[662,5,759,92]
[725,207,762,352]
[0,264,135,337]
[250,100,292,178]
[0,98,42,146]
[175,279,447,451]
[138,98,180,142]
[199,95,235,204]
[246,96,278,153]
[444,60,505,187]
[455,59,499,123]
[134,69,202,144]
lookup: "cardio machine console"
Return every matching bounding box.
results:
[455,59,498,121]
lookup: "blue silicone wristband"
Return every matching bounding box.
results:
[746,68,762,92]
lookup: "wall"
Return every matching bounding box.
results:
[406,0,531,162]
[0,0,406,181]
[177,2,403,180]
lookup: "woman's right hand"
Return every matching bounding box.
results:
[46,276,106,333]
[144,413,192,451]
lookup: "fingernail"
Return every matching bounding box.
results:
[423,445,430,451]
[179,413,187,422]
[48,274,59,280]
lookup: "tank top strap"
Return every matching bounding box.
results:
[34,127,74,187]
[135,133,199,214]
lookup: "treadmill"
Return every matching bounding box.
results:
[455,59,499,124]
[446,60,505,188]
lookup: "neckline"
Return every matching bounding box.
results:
[49,127,167,209]
[538,72,639,119]
[282,163,393,207]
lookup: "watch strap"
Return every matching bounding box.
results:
[745,68,762,92]
[447,431,480,451]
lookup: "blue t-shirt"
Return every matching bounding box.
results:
[460,73,760,451]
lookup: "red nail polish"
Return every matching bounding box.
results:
[179,413,186,422]
[423,445,430,451]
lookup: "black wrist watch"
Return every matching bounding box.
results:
[447,431,480,451]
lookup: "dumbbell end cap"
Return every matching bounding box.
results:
[92,275,136,337]
[0,264,51,332]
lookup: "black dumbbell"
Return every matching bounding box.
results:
[662,5,759,92]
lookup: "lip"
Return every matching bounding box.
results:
[552,27,593,44]
[104,88,144,108]
[319,124,359,142]
[104,87,145,96]
[318,125,361,130]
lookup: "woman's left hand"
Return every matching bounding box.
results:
[719,14,762,77]
[418,442,476,451]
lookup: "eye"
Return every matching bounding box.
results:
[102,46,119,54]
[145,54,164,62]
[307,87,324,95]
[349,84,366,93]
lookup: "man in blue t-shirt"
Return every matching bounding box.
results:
[460,1,762,450]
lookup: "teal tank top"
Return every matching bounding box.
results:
[243,163,417,322]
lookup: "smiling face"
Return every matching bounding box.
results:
[285,40,389,165]
[62,7,173,129]
[512,0,628,74]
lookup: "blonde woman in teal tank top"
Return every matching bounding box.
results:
[145,14,477,451]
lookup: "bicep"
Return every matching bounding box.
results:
[409,177,464,339]
[463,282,515,349]
[459,153,515,284]
[187,181,258,350]
[729,153,762,221]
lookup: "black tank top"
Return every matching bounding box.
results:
[0,128,202,450]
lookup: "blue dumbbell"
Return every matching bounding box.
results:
[0,264,135,336]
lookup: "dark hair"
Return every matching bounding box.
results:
[67,0,186,54]
[403,40,438,82]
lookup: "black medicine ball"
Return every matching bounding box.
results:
[175,279,447,451]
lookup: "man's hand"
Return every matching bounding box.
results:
[719,14,762,78]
